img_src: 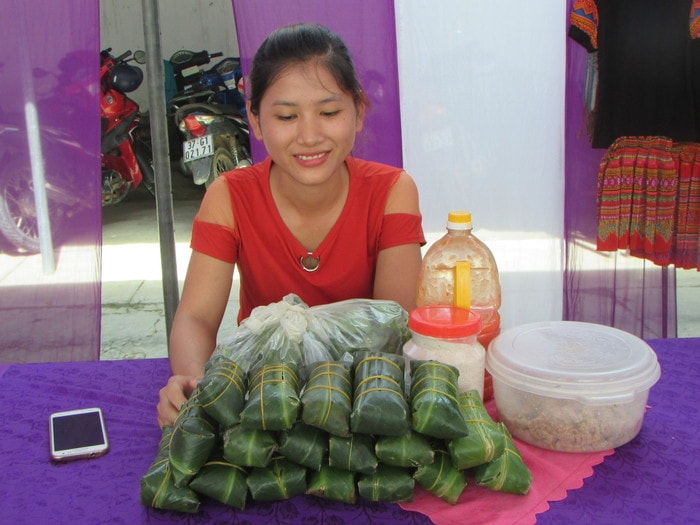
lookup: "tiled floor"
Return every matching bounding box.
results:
[100,174,700,361]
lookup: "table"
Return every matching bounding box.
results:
[0,338,698,524]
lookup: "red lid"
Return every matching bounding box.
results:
[408,305,482,338]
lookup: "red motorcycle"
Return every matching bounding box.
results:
[100,48,154,205]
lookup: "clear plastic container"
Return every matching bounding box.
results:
[403,305,485,398]
[416,211,502,398]
[486,321,661,452]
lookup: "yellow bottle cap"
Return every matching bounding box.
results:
[447,211,472,230]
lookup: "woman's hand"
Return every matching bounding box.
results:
[157,374,200,428]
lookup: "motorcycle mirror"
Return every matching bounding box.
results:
[133,50,146,64]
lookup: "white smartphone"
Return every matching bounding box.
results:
[49,407,109,462]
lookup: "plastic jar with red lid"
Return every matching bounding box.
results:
[403,305,486,399]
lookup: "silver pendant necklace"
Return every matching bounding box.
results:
[299,252,320,272]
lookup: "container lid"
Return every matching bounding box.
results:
[486,321,661,403]
[409,305,482,338]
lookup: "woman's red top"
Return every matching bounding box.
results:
[190,156,425,322]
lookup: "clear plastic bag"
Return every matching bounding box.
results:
[215,294,410,380]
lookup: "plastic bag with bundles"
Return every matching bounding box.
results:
[214,294,411,380]
[140,426,200,513]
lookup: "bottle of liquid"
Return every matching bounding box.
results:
[416,211,501,399]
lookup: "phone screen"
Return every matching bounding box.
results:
[50,408,109,461]
[51,411,106,451]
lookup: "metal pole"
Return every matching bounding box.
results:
[141,0,179,351]
[14,0,55,273]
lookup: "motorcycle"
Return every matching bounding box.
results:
[0,62,96,254]
[166,50,251,187]
[100,48,155,205]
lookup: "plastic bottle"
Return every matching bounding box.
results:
[416,211,502,399]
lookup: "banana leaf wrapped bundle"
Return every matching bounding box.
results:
[240,362,301,431]
[306,464,357,504]
[168,397,219,487]
[473,424,532,495]
[222,425,278,468]
[301,361,353,437]
[188,452,248,510]
[140,426,201,513]
[278,422,328,471]
[357,465,415,502]
[196,355,247,429]
[375,431,435,468]
[350,352,410,436]
[409,360,469,440]
[246,457,308,502]
[414,449,467,505]
[448,389,506,469]
[328,432,378,474]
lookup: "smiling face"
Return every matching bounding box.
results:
[247,60,365,188]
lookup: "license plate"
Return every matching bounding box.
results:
[183,134,214,162]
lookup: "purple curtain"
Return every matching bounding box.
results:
[231,0,402,167]
[563,0,676,338]
[0,1,102,362]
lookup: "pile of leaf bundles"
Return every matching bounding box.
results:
[350,351,410,436]
[307,464,357,504]
[246,457,307,502]
[222,425,277,468]
[414,448,467,505]
[409,360,470,439]
[357,464,415,502]
[328,432,378,474]
[301,361,353,437]
[168,398,219,487]
[278,422,328,471]
[140,426,201,513]
[195,355,247,429]
[188,452,248,510]
[140,356,534,514]
[215,294,411,382]
[240,361,301,431]
[473,424,532,495]
[448,389,506,469]
[375,431,435,468]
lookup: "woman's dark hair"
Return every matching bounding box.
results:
[247,23,367,115]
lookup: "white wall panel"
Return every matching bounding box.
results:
[395,1,567,329]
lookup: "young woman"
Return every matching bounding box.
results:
[157,23,424,428]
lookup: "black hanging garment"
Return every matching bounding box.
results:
[569,0,700,149]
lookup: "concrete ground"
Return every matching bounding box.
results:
[100,166,240,361]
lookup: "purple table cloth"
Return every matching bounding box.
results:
[0,338,697,524]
